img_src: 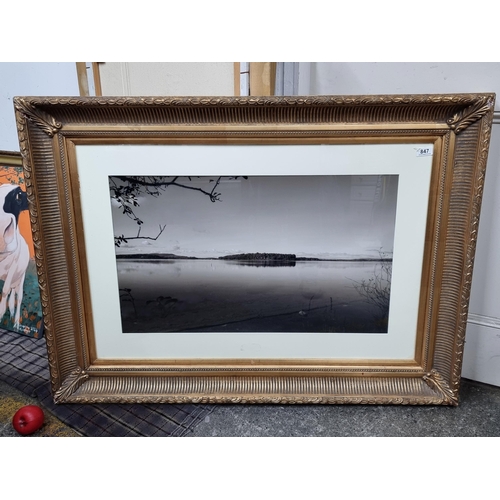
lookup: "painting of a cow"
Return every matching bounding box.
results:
[0,184,29,329]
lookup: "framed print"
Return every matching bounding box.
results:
[0,150,43,338]
[14,94,495,404]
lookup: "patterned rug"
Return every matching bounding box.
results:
[0,328,214,436]
[0,379,81,436]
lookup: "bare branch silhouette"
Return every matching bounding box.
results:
[350,250,392,330]
[110,176,246,247]
[115,225,167,247]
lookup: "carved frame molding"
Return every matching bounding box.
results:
[14,94,495,405]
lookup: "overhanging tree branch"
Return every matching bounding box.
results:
[115,224,167,247]
[112,175,224,202]
[110,176,246,247]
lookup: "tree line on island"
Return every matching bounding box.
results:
[115,252,392,262]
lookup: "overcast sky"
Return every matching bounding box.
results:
[109,175,398,259]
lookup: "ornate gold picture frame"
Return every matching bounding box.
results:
[14,94,495,405]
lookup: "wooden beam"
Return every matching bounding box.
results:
[75,62,89,96]
[92,62,103,96]
[249,62,276,96]
[233,62,240,96]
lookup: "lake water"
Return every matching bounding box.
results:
[115,259,392,334]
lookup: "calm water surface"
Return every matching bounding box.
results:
[116,259,391,333]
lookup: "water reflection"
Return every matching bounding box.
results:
[115,259,391,334]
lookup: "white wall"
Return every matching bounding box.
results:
[299,62,500,110]
[0,63,80,151]
[298,62,500,386]
[99,62,235,96]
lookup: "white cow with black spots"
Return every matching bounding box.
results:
[0,184,29,329]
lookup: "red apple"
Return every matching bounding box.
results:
[12,405,45,436]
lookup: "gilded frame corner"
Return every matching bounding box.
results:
[13,94,495,405]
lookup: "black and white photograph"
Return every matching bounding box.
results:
[109,174,399,334]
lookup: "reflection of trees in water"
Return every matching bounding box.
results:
[351,255,392,331]
[224,261,296,268]
[117,260,392,334]
[119,288,136,316]
[119,288,179,320]
[146,295,178,317]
